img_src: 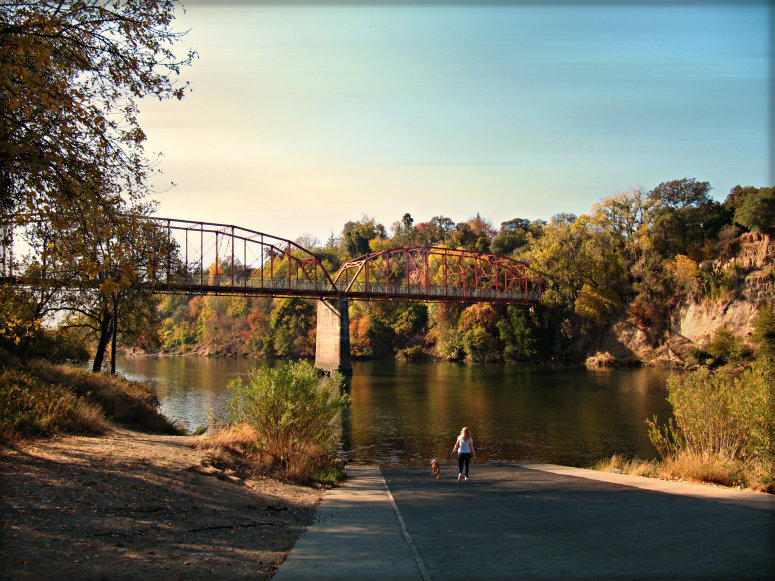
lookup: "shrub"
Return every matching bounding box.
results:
[647,361,775,490]
[751,305,775,360]
[396,345,426,362]
[462,326,498,363]
[703,328,753,367]
[435,326,465,361]
[698,263,741,300]
[226,360,348,482]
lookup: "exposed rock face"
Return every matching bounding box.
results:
[590,233,774,367]
[676,232,774,342]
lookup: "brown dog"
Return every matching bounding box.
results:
[431,458,440,479]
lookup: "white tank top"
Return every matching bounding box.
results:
[457,436,472,454]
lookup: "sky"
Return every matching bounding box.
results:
[138,1,773,245]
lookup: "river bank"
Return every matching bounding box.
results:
[0,427,324,581]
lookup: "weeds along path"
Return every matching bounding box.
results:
[0,427,323,581]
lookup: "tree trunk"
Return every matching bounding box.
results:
[92,310,113,372]
[110,297,118,374]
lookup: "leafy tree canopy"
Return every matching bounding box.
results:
[648,178,711,209]
[726,186,775,233]
[0,0,194,219]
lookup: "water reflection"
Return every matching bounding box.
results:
[117,357,677,468]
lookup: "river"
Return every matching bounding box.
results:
[116,356,678,468]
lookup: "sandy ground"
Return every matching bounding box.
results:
[0,428,324,581]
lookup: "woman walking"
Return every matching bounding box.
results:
[452,426,476,481]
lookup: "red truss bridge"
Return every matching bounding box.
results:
[2,216,544,373]
[1,217,544,304]
[149,218,544,304]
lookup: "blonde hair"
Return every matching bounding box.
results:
[459,426,471,440]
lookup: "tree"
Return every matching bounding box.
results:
[269,297,316,358]
[2,216,84,360]
[550,212,577,225]
[415,215,455,246]
[589,189,653,271]
[491,218,533,256]
[342,216,386,257]
[0,1,194,221]
[462,326,498,363]
[1,2,193,367]
[59,210,176,372]
[520,214,626,351]
[390,213,415,247]
[497,305,543,362]
[451,215,496,252]
[726,186,775,233]
[647,178,725,261]
[392,303,428,349]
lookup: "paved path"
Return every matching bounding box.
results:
[273,462,774,581]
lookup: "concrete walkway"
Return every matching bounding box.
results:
[273,462,774,581]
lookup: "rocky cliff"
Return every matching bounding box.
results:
[590,232,774,367]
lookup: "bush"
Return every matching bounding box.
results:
[396,345,425,362]
[751,305,775,360]
[703,328,753,367]
[226,360,349,482]
[647,361,775,491]
[686,328,753,369]
[462,326,498,363]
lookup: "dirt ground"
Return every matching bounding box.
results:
[0,428,324,581]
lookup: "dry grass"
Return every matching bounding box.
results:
[660,451,775,493]
[592,455,659,478]
[660,451,739,487]
[1,355,181,442]
[195,422,344,485]
[1,366,109,440]
[594,452,775,493]
[196,422,260,456]
[193,423,269,483]
[28,360,181,434]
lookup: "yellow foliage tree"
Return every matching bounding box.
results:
[667,254,699,296]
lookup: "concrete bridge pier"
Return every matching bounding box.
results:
[315,298,352,376]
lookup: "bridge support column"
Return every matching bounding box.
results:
[315,299,352,376]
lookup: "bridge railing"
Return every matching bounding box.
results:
[339,281,542,303]
[156,272,338,296]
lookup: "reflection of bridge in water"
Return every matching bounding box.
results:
[3,217,544,374]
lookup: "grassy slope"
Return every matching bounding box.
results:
[0,351,181,442]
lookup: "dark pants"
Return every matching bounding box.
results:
[458,452,472,476]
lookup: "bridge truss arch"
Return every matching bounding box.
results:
[332,246,543,304]
[149,218,338,298]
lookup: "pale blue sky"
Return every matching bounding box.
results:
[139,2,772,244]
